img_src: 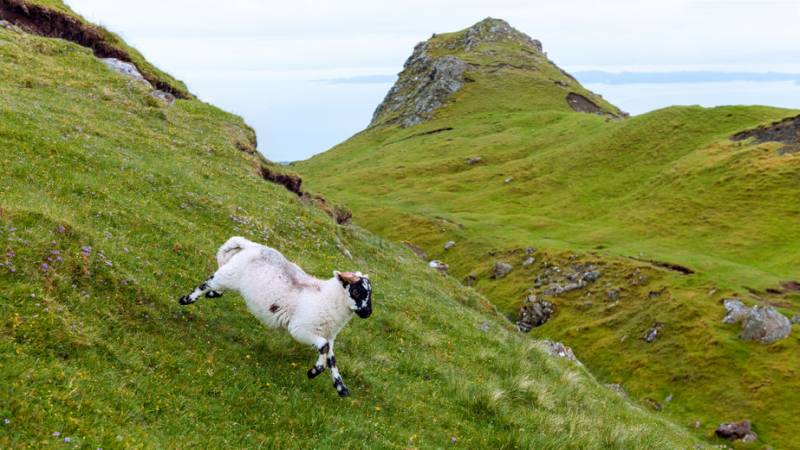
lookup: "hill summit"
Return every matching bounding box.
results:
[371,18,624,128]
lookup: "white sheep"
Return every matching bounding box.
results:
[178,236,373,397]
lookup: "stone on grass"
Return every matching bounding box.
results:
[493,262,513,279]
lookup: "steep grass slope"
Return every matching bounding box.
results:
[297,19,800,449]
[0,3,698,448]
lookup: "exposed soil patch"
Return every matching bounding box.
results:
[259,165,303,195]
[731,115,800,154]
[394,127,454,144]
[258,165,351,225]
[566,92,604,115]
[781,281,800,292]
[0,0,188,98]
[629,257,694,275]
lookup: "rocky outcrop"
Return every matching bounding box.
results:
[722,299,791,344]
[371,43,467,128]
[517,296,554,331]
[539,340,580,364]
[715,420,758,443]
[732,114,800,155]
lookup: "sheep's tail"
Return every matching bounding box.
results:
[216,236,253,267]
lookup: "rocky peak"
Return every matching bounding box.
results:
[370,18,622,128]
[456,18,542,53]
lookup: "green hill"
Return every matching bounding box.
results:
[297,18,800,449]
[0,3,699,448]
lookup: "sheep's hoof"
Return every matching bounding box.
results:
[307,366,324,379]
[178,295,195,305]
[337,386,350,397]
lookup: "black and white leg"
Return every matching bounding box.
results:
[326,341,349,397]
[307,339,328,379]
[179,275,221,305]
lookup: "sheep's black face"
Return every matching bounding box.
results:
[348,278,373,319]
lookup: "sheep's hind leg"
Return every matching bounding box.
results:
[307,338,328,379]
[178,275,221,305]
[326,341,350,397]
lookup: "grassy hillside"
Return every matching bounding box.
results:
[0,3,700,448]
[297,20,800,449]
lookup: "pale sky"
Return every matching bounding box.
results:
[66,0,800,161]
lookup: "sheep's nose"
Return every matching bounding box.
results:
[356,307,372,319]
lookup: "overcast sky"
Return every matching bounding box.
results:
[66,0,800,161]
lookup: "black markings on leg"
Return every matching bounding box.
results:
[326,355,336,368]
[178,295,195,305]
[318,342,330,355]
[333,378,350,397]
[205,290,223,298]
[307,365,324,379]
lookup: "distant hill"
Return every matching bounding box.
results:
[0,3,697,448]
[298,18,800,449]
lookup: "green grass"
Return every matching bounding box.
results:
[0,5,700,448]
[297,20,800,449]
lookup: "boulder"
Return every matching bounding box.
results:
[101,58,151,87]
[493,261,513,279]
[524,247,536,256]
[607,289,620,301]
[643,323,663,343]
[444,240,455,250]
[539,340,580,364]
[723,299,791,343]
[715,420,757,443]
[466,156,482,165]
[428,260,449,273]
[517,296,554,331]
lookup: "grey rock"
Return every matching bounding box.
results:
[466,156,482,165]
[583,271,601,283]
[716,420,757,443]
[101,58,151,87]
[0,19,13,29]
[524,247,536,256]
[723,299,792,343]
[150,90,176,106]
[791,315,800,324]
[516,296,554,331]
[428,260,449,273]
[522,257,535,267]
[504,177,513,184]
[644,323,663,343]
[607,289,620,301]
[493,261,513,279]
[539,340,580,364]
[722,299,749,324]
[444,240,456,250]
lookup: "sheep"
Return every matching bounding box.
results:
[178,236,373,397]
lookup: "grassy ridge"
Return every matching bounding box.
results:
[0,7,698,449]
[297,22,800,449]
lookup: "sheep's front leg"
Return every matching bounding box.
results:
[326,341,350,397]
[179,275,223,305]
[307,338,328,379]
